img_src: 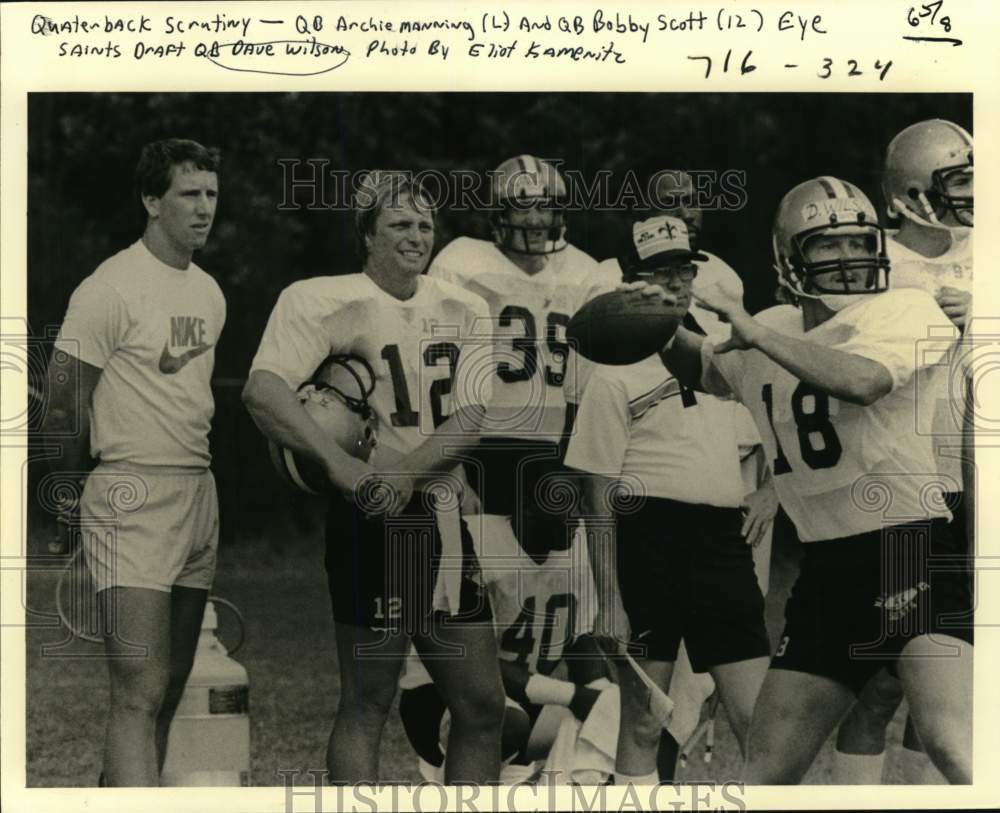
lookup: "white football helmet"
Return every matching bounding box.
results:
[269,355,378,495]
[772,177,889,308]
[490,155,568,255]
[883,119,973,228]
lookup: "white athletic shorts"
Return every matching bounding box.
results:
[81,462,219,593]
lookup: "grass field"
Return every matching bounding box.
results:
[25,516,916,787]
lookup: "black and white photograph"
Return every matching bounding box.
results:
[2,2,998,812]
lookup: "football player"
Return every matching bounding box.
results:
[833,120,974,785]
[243,171,505,784]
[427,155,599,553]
[643,177,973,784]
[42,139,225,786]
[399,514,610,783]
[565,216,776,787]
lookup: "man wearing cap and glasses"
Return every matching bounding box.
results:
[564,215,774,787]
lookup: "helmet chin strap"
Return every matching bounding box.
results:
[892,194,959,234]
[892,196,973,257]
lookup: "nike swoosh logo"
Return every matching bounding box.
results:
[158,342,213,374]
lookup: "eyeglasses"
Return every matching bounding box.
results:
[636,264,698,283]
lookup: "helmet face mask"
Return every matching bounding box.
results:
[490,200,567,256]
[927,162,973,227]
[773,177,890,305]
[791,225,889,296]
[490,155,568,255]
[306,354,379,460]
[883,119,973,229]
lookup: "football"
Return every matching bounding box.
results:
[567,289,683,365]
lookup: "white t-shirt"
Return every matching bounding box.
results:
[250,273,493,464]
[888,230,972,490]
[428,237,598,442]
[700,290,954,541]
[53,240,225,467]
[564,250,743,405]
[564,354,748,507]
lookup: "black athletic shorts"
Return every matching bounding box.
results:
[463,437,577,559]
[325,491,492,634]
[615,497,770,672]
[771,518,974,695]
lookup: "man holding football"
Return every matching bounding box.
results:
[42,139,226,786]
[566,215,775,787]
[833,119,974,784]
[642,177,973,784]
[564,168,774,780]
[243,171,505,783]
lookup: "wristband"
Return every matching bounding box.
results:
[525,673,576,707]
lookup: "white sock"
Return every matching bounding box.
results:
[613,770,659,787]
[832,749,885,784]
[897,746,946,784]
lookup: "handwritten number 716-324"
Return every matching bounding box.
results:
[688,52,891,81]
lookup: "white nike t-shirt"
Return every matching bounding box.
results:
[54,240,225,467]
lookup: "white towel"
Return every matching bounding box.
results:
[542,680,620,785]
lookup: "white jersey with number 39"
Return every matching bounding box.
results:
[429,237,598,442]
[250,273,493,464]
[701,290,953,541]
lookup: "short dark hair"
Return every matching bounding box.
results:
[352,171,435,263]
[135,139,220,200]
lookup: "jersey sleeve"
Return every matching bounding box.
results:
[214,278,228,332]
[562,351,598,406]
[563,370,630,478]
[249,284,332,388]
[837,289,955,392]
[452,298,495,412]
[53,277,128,369]
[426,244,466,288]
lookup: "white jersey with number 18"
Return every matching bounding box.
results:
[701,289,953,542]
